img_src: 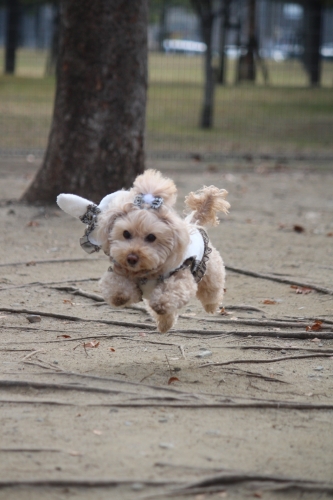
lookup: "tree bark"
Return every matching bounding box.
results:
[4,0,20,74]
[22,0,148,204]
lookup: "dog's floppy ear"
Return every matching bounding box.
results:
[57,194,95,219]
[132,169,177,207]
[57,191,125,253]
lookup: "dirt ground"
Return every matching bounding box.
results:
[0,157,333,500]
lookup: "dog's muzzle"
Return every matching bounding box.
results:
[127,253,139,266]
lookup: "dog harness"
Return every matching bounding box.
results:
[137,226,211,299]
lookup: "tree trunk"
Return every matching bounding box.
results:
[303,0,322,86]
[217,0,230,85]
[45,5,60,76]
[158,1,168,52]
[4,0,20,74]
[237,0,256,82]
[22,0,148,204]
[201,15,215,128]
[191,0,215,129]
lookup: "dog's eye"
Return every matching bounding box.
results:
[123,230,132,240]
[145,234,156,243]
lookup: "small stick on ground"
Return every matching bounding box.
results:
[51,286,105,302]
[222,345,333,354]
[20,349,45,361]
[0,307,156,330]
[0,258,97,268]
[179,345,186,359]
[226,265,333,296]
[200,318,332,329]
[165,355,172,376]
[140,372,156,383]
[172,329,333,339]
[221,367,288,384]
[200,352,333,369]
[0,448,62,453]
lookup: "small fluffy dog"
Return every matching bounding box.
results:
[57,170,230,333]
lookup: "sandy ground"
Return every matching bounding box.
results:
[0,157,333,500]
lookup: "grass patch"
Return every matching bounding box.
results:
[0,49,332,156]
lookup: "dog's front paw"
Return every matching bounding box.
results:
[149,292,172,315]
[203,303,219,314]
[150,302,167,315]
[112,293,130,307]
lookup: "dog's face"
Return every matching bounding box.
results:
[108,209,189,278]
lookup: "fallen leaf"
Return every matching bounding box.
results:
[26,220,40,227]
[327,232,333,237]
[293,224,305,233]
[168,377,180,385]
[92,429,102,435]
[263,299,277,305]
[306,321,322,332]
[26,261,36,266]
[253,492,263,498]
[109,347,115,352]
[291,285,313,294]
[63,299,74,305]
[57,334,71,339]
[84,341,100,348]
[220,307,232,316]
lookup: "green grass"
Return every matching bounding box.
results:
[0,49,333,156]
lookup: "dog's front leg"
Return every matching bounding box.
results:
[99,271,142,308]
[149,268,197,322]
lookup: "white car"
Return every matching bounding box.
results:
[163,39,207,54]
[321,43,333,59]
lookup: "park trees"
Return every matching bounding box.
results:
[22,0,148,203]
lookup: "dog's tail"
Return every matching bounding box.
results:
[185,186,230,226]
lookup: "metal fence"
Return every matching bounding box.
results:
[0,1,333,162]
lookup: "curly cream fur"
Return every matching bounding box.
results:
[185,186,230,226]
[133,169,177,207]
[97,170,230,333]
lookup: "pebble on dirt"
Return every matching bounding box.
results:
[26,314,41,323]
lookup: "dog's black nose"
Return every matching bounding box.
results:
[127,253,139,266]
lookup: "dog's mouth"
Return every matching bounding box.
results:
[112,259,160,278]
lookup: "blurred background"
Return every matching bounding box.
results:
[0,0,332,163]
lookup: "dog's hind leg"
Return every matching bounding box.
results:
[197,246,225,313]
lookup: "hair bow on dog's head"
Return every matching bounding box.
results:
[133,193,164,210]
